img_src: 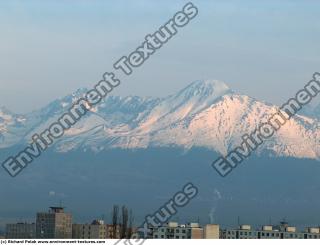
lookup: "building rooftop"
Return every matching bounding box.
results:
[49,207,65,213]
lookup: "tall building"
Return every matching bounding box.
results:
[72,220,108,239]
[36,207,72,239]
[5,223,36,239]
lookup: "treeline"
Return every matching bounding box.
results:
[110,205,134,239]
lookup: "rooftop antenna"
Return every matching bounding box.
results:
[237,216,240,227]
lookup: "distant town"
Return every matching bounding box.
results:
[1,206,320,239]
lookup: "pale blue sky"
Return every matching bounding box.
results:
[0,0,320,113]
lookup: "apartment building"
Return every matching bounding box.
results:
[221,222,320,239]
[36,207,72,239]
[5,222,36,239]
[151,222,219,239]
[106,224,122,239]
[204,224,220,239]
[72,220,108,239]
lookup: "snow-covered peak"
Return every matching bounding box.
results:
[176,79,231,100]
[190,79,230,91]
[0,79,319,161]
[133,80,232,133]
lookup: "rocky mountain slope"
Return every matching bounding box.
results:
[1,80,319,159]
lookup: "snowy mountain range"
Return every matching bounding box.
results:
[0,80,319,159]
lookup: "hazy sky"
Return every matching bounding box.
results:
[0,0,319,113]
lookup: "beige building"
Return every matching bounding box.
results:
[204,224,220,239]
[72,220,108,239]
[106,224,121,239]
[36,207,72,239]
[5,223,36,238]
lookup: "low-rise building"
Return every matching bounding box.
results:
[151,222,219,239]
[106,224,121,239]
[152,222,198,239]
[5,222,36,239]
[221,222,320,239]
[72,220,108,239]
[204,224,220,239]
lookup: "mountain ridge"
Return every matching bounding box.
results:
[0,80,319,160]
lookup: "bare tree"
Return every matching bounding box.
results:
[110,204,134,239]
[121,205,128,238]
[127,208,134,238]
[112,205,119,239]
